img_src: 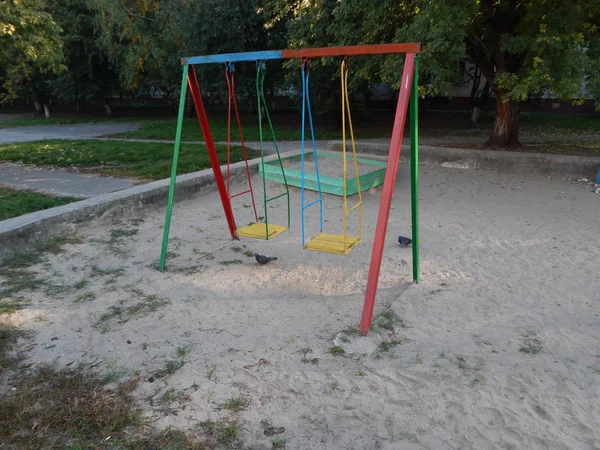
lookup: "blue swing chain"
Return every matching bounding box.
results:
[300,58,324,247]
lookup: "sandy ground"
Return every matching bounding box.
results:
[3,163,600,449]
[282,152,383,179]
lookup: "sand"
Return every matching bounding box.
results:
[2,164,600,449]
[281,152,382,179]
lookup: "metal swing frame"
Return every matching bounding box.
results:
[158,43,422,335]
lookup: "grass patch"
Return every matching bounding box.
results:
[272,438,287,448]
[1,233,82,270]
[0,322,27,371]
[519,112,600,135]
[0,234,83,298]
[0,269,43,298]
[206,366,218,381]
[0,298,31,314]
[110,228,139,239]
[0,314,214,449]
[103,228,138,258]
[155,359,185,378]
[95,290,169,332]
[176,344,193,359]
[328,378,344,392]
[0,366,140,449]
[197,419,242,448]
[377,339,402,353]
[161,388,191,405]
[0,187,77,221]
[0,357,212,448]
[219,259,243,266]
[0,115,95,128]
[89,264,125,282]
[520,333,543,354]
[471,372,486,387]
[73,292,97,303]
[131,428,210,449]
[299,347,319,365]
[73,279,89,290]
[0,139,250,180]
[301,356,319,365]
[373,309,405,332]
[455,356,468,371]
[328,345,345,356]
[218,395,249,412]
[112,115,386,142]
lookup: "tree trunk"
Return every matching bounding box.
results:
[470,107,480,127]
[104,102,112,117]
[486,93,519,148]
[43,104,51,119]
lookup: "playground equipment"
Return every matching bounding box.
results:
[299,58,363,255]
[223,62,258,226]
[158,43,422,335]
[235,61,291,240]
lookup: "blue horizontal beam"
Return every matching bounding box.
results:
[183,50,283,65]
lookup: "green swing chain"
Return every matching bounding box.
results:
[256,62,291,237]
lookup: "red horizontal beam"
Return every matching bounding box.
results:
[282,43,422,59]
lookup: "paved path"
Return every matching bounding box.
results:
[0,122,140,144]
[0,163,136,199]
[0,121,306,198]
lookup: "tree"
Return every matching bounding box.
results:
[0,0,65,112]
[396,0,600,147]
[272,0,600,148]
[46,0,119,114]
[90,0,286,109]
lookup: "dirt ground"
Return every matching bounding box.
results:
[3,163,600,449]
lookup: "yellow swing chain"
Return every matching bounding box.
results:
[340,59,363,246]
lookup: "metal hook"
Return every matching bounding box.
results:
[301,57,312,71]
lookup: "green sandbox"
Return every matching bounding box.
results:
[259,151,387,196]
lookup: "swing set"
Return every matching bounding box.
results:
[159,43,422,334]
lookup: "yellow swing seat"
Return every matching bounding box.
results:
[305,233,360,255]
[236,223,287,239]
[303,59,362,255]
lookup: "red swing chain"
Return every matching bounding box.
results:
[224,63,258,222]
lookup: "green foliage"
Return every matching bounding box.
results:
[396,0,600,106]
[0,0,66,102]
[0,187,76,221]
[0,139,250,180]
[46,0,119,104]
[90,0,285,102]
[271,0,600,144]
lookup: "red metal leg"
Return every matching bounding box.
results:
[359,53,416,335]
[187,66,238,240]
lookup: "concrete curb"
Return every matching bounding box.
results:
[0,152,299,260]
[327,140,600,179]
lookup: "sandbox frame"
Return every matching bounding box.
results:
[159,43,422,335]
[260,151,387,196]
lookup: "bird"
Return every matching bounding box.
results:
[398,236,412,247]
[255,253,278,265]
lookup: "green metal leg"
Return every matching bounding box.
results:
[159,65,189,271]
[410,56,420,283]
